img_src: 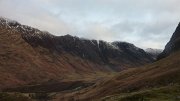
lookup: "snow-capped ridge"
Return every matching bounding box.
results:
[145,48,162,60]
[0,17,154,69]
[145,48,162,54]
[0,17,142,53]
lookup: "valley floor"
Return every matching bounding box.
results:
[1,84,180,101]
[0,72,117,101]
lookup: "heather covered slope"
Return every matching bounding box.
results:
[58,47,180,101]
[0,17,153,90]
[0,18,113,90]
[0,17,180,101]
[100,51,180,101]
[0,18,154,70]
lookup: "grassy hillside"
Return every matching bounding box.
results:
[101,85,180,101]
[1,26,180,101]
[56,51,180,101]
[1,18,180,101]
[0,24,116,90]
[0,92,31,101]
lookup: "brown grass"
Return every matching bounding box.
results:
[0,23,116,90]
[54,51,180,101]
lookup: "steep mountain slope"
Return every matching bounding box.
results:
[158,22,180,59]
[56,51,180,101]
[0,17,153,90]
[55,22,180,101]
[145,48,162,60]
[16,22,153,69]
[0,19,100,89]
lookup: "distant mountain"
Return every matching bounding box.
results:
[0,17,153,89]
[145,48,162,60]
[158,22,180,60]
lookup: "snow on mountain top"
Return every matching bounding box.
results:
[0,17,18,23]
[0,17,146,53]
[0,17,54,40]
[145,48,163,60]
[145,48,162,54]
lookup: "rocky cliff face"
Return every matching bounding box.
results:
[158,23,180,60]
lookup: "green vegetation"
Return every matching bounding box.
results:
[0,92,31,101]
[0,92,56,101]
[29,92,55,101]
[101,84,180,101]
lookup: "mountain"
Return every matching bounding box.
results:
[145,48,162,60]
[1,17,179,101]
[60,51,180,101]
[53,22,180,101]
[158,22,180,59]
[16,24,154,69]
[0,17,153,90]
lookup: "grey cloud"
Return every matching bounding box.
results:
[0,0,77,35]
[0,0,180,49]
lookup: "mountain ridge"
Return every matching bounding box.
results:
[0,17,180,101]
[0,17,154,67]
[0,17,154,90]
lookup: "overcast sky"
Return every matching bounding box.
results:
[0,0,180,49]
